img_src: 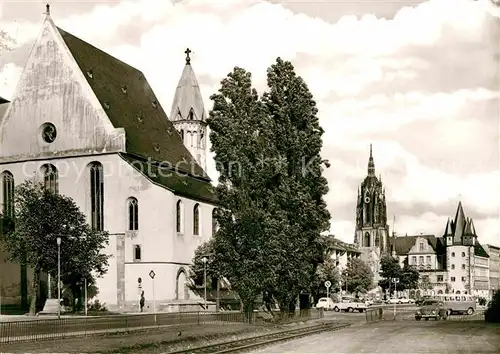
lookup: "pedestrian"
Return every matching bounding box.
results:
[140,291,145,312]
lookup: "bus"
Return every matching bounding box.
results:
[430,294,476,315]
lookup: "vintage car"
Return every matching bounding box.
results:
[415,299,448,321]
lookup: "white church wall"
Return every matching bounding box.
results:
[0,153,216,309]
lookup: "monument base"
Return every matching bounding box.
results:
[40,299,65,314]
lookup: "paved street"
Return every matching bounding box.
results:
[251,319,500,353]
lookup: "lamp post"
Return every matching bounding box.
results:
[202,256,208,311]
[57,237,61,319]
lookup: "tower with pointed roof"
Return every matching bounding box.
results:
[169,48,208,172]
[441,202,489,295]
[354,144,390,255]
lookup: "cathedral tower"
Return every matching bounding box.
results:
[169,48,208,172]
[354,144,390,254]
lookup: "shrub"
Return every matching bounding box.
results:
[88,299,107,312]
[485,290,500,323]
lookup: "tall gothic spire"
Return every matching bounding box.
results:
[169,48,206,122]
[368,143,375,176]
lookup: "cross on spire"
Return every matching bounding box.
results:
[45,3,50,16]
[184,48,192,65]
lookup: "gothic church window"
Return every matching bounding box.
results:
[133,245,141,261]
[180,129,184,142]
[2,171,14,218]
[127,197,138,231]
[176,200,183,233]
[364,232,370,247]
[89,162,104,231]
[42,164,58,194]
[375,234,380,247]
[193,203,200,236]
[189,109,194,120]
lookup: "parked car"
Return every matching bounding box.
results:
[315,297,335,311]
[333,298,368,313]
[415,300,448,321]
[386,297,409,304]
[415,296,432,306]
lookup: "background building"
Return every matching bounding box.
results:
[484,244,500,295]
[354,145,389,285]
[390,202,490,298]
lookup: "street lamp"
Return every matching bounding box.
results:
[57,236,61,319]
[202,256,208,311]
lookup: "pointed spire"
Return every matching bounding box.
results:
[45,3,50,16]
[464,217,476,236]
[169,48,206,122]
[367,143,375,176]
[453,201,466,240]
[444,218,452,236]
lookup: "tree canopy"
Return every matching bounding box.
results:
[342,258,373,294]
[204,58,330,317]
[378,255,419,296]
[2,180,110,314]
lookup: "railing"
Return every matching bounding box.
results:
[0,309,322,343]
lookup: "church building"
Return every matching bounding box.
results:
[0,6,217,312]
[353,145,390,285]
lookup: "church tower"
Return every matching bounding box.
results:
[169,48,208,172]
[354,144,390,254]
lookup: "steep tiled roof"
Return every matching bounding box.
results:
[390,235,444,255]
[120,154,217,204]
[475,243,489,258]
[57,27,207,179]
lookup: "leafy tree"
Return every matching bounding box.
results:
[378,256,420,297]
[401,263,419,291]
[0,30,15,54]
[207,67,277,320]
[378,255,402,296]
[261,58,330,312]
[2,180,110,315]
[485,290,500,323]
[312,258,341,299]
[342,258,373,294]
[188,239,219,292]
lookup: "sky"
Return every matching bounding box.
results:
[0,0,499,246]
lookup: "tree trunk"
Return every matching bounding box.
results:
[29,267,41,316]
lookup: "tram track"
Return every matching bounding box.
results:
[169,322,351,354]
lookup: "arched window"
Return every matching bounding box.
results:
[127,197,138,231]
[180,129,184,142]
[374,234,380,247]
[199,131,204,148]
[189,109,194,120]
[41,164,58,194]
[176,200,183,233]
[193,203,200,236]
[212,208,218,235]
[89,162,104,231]
[364,232,370,247]
[2,171,14,218]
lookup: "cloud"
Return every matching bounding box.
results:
[0,0,498,247]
